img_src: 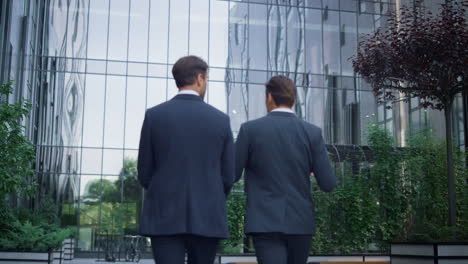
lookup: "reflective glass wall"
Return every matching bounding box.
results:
[1,0,466,253]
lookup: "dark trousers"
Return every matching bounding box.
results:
[252,233,312,264]
[150,235,219,264]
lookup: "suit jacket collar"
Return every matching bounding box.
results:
[172,94,203,101]
[268,111,297,118]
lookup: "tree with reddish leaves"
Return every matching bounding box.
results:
[352,0,467,227]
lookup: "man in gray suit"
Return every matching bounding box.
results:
[235,76,337,264]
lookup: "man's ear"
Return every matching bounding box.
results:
[267,92,274,104]
[196,73,203,86]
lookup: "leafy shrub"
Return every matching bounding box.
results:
[0,197,75,251]
[0,220,74,251]
[220,182,246,253]
[0,81,73,251]
[402,129,468,242]
[312,124,467,254]
[0,81,36,199]
[312,166,378,254]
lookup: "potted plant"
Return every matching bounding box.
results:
[0,81,74,264]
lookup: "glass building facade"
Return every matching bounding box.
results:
[1,0,466,253]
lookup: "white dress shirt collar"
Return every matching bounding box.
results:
[271,107,295,114]
[178,89,200,96]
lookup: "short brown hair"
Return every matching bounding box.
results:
[172,56,208,88]
[265,75,296,107]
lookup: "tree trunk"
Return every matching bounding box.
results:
[445,102,456,227]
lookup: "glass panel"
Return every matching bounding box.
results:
[359,78,372,91]
[122,174,142,234]
[147,78,167,107]
[128,0,149,62]
[248,4,267,71]
[61,199,78,227]
[102,149,124,175]
[248,70,267,85]
[125,77,147,149]
[297,86,307,119]
[189,0,209,60]
[107,61,127,75]
[99,176,123,235]
[288,5,306,78]
[120,153,140,234]
[78,175,102,250]
[128,62,147,77]
[124,150,139,165]
[340,12,357,76]
[360,1,376,14]
[167,79,179,99]
[228,2,249,71]
[305,8,323,74]
[64,73,85,148]
[305,0,322,8]
[86,60,107,75]
[49,0,68,55]
[358,13,374,38]
[209,0,229,67]
[209,67,225,82]
[340,0,357,12]
[147,64,167,78]
[148,0,169,63]
[323,10,340,75]
[248,84,267,121]
[228,81,248,135]
[207,81,227,113]
[323,0,339,9]
[305,87,326,130]
[66,0,88,59]
[83,74,105,147]
[104,75,125,148]
[81,148,103,174]
[108,0,129,61]
[87,0,109,60]
[168,0,189,63]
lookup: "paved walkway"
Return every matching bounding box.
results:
[69,256,390,264]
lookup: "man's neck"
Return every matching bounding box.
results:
[178,88,200,96]
[271,106,295,113]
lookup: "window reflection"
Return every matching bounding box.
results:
[209,0,229,67]
[83,74,105,147]
[189,0,209,60]
[87,0,109,60]
[147,78,168,107]
[81,148,103,175]
[125,77,146,149]
[148,0,169,63]
[108,0,129,61]
[128,0,149,62]
[104,76,126,148]
[168,0,189,63]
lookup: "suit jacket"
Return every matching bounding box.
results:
[137,94,235,238]
[235,111,336,235]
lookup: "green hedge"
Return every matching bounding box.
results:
[221,124,468,254]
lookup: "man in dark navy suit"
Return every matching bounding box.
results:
[137,56,235,264]
[235,76,337,264]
